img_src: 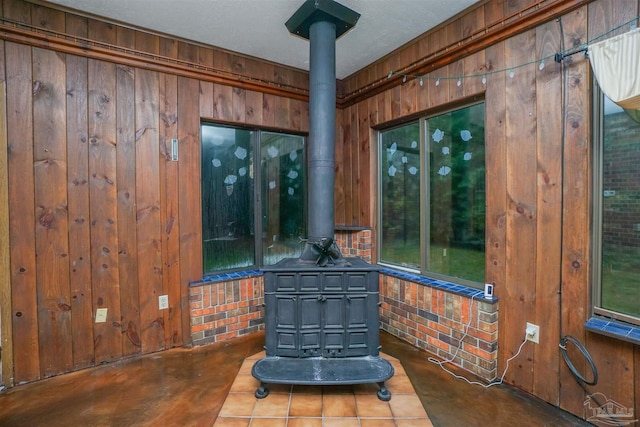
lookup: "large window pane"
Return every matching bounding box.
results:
[202,125,255,272]
[599,96,640,319]
[380,122,421,269]
[427,104,485,283]
[261,132,306,265]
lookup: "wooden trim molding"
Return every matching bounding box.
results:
[0,18,310,102]
[338,0,594,108]
[1,0,592,111]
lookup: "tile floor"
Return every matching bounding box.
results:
[214,352,433,426]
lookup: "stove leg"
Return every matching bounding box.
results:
[255,382,270,399]
[376,381,391,401]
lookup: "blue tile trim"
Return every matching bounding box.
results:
[190,269,263,286]
[585,317,640,346]
[380,267,495,302]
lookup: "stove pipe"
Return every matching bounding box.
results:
[285,0,360,266]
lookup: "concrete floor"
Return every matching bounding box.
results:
[0,331,590,427]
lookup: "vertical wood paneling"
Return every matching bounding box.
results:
[503,29,537,389]
[115,26,140,358]
[389,85,401,120]
[587,334,635,417]
[213,83,233,121]
[3,0,29,23]
[6,41,39,382]
[533,19,563,404]
[484,39,507,375]
[558,7,590,416]
[1,0,313,384]
[463,51,487,97]
[88,58,122,364]
[65,0,93,373]
[0,61,13,388]
[135,33,163,353]
[232,87,246,123]
[33,45,73,377]
[334,107,346,225]
[67,55,94,368]
[135,66,163,352]
[357,100,371,226]
[32,5,72,374]
[342,106,354,224]
[583,0,639,418]
[177,73,202,288]
[159,37,184,347]
[274,96,291,129]
[198,47,214,119]
[448,60,464,101]
[416,71,430,112]
[86,17,119,361]
[245,90,263,126]
[262,93,276,128]
[348,105,359,225]
[400,75,417,116]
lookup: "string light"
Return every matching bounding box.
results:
[384,15,638,89]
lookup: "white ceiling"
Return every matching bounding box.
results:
[43,0,482,79]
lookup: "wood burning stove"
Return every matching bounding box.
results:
[251,0,394,401]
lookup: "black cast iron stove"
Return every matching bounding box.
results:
[251,0,394,401]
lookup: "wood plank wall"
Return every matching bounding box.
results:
[0,0,308,385]
[1,0,639,422]
[339,0,640,421]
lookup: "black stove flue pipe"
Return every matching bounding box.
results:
[285,0,359,266]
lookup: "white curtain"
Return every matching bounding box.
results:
[589,27,640,111]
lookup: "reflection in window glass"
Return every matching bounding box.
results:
[427,104,485,283]
[380,123,421,269]
[201,126,255,271]
[378,103,486,286]
[600,96,640,319]
[261,132,306,265]
[201,124,306,274]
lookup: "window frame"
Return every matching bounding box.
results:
[377,100,486,289]
[591,86,640,326]
[200,121,307,275]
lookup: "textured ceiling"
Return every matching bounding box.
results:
[43,0,482,79]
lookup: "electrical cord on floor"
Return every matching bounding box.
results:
[428,293,530,388]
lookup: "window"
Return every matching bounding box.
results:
[201,124,306,274]
[592,91,640,325]
[379,103,485,286]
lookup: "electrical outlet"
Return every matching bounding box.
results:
[526,322,540,344]
[159,295,169,310]
[95,308,108,323]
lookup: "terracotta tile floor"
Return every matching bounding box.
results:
[214,352,433,426]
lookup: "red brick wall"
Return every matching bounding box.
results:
[603,112,640,248]
[189,276,264,346]
[379,275,498,380]
[189,228,498,383]
[335,228,372,261]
